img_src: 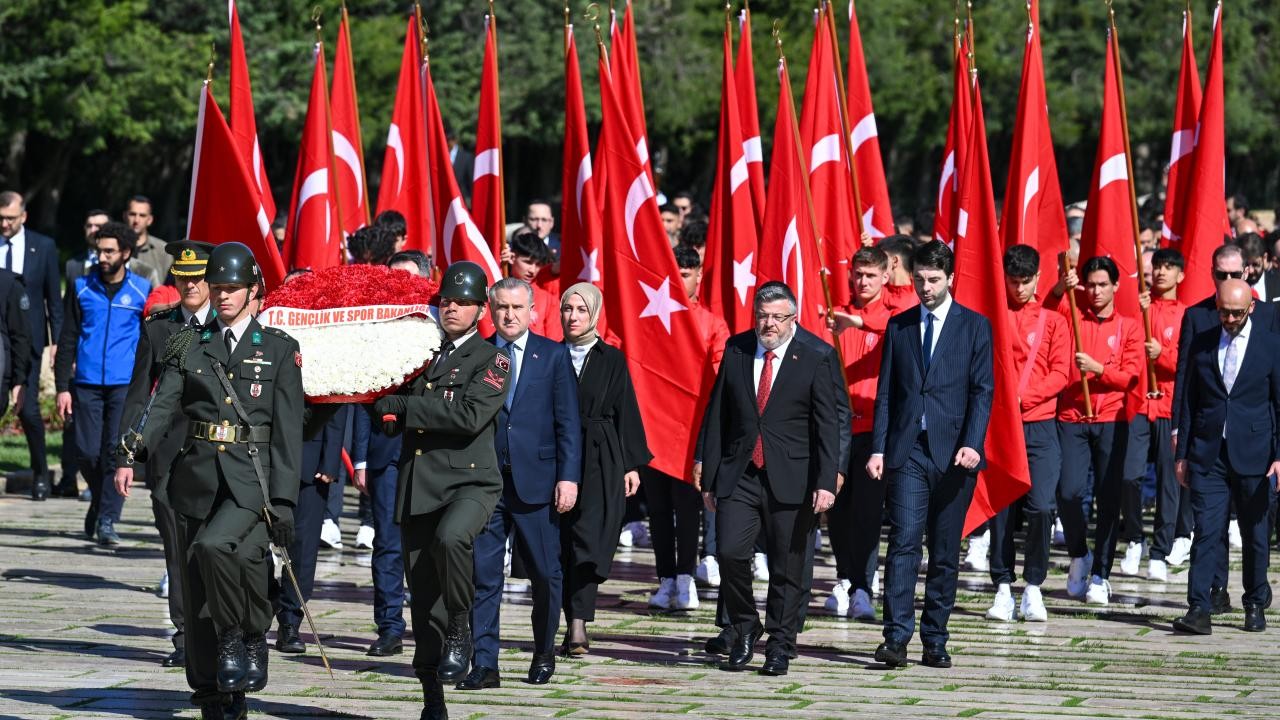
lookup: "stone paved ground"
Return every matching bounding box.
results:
[1,487,1277,719]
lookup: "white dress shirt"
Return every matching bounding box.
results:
[567,339,597,377]
[754,332,795,397]
[1217,318,1251,437]
[182,304,212,327]
[217,314,254,354]
[919,293,953,431]
[0,226,26,274]
[498,330,529,390]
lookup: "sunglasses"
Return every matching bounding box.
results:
[1213,270,1245,281]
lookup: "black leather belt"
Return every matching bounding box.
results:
[189,421,270,444]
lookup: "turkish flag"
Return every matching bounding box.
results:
[953,81,1032,535]
[471,14,506,263]
[1162,9,1202,247]
[186,83,286,290]
[227,0,276,226]
[999,0,1068,302]
[757,57,829,339]
[423,42,502,285]
[799,8,858,307]
[375,15,432,255]
[610,1,651,177]
[1178,3,1226,306]
[597,51,708,480]
[283,43,342,272]
[702,20,759,334]
[559,22,608,337]
[331,6,369,235]
[845,0,894,240]
[1078,29,1139,318]
[934,33,973,245]
[735,9,765,231]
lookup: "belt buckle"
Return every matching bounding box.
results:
[208,423,237,443]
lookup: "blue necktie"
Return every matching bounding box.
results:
[922,312,935,372]
[505,343,519,409]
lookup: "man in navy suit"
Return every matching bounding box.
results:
[460,277,582,690]
[0,191,63,501]
[868,241,993,669]
[1173,279,1280,635]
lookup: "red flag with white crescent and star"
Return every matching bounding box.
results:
[375,15,432,255]
[845,0,895,241]
[283,42,343,271]
[471,14,506,263]
[331,5,369,235]
[227,0,276,225]
[1162,7,1202,247]
[935,31,973,246]
[735,8,765,232]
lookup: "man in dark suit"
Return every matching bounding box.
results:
[0,267,32,420]
[1172,279,1280,635]
[699,281,843,676]
[458,276,582,691]
[0,191,63,500]
[868,240,994,669]
[1240,232,1280,304]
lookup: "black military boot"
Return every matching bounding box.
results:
[420,675,449,720]
[216,628,249,693]
[436,613,472,682]
[223,691,247,720]
[243,632,269,692]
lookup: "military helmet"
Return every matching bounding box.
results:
[205,242,261,286]
[439,261,489,303]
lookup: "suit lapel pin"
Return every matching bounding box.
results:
[532,353,539,359]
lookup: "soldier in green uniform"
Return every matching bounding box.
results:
[374,260,510,720]
[115,240,215,670]
[121,242,303,720]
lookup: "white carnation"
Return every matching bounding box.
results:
[288,316,442,398]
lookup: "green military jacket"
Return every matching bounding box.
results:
[138,316,303,520]
[396,331,510,521]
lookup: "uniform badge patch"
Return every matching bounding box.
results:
[250,383,262,398]
[482,369,506,391]
[295,351,303,367]
[495,354,510,373]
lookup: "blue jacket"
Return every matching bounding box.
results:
[491,331,583,505]
[74,270,151,387]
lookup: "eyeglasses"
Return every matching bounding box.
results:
[1213,270,1245,281]
[755,312,795,325]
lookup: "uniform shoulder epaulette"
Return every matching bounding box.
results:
[261,325,296,343]
[147,308,181,323]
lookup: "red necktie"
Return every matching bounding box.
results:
[752,351,775,468]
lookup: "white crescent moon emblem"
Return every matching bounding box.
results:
[296,168,331,243]
[386,124,404,197]
[332,130,364,209]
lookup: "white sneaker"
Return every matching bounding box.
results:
[695,556,721,587]
[673,574,699,610]
[1067,552,1093,598]
[503,578,529,593]
[1167,536,1193,567]
[964,530,990,572]
[919,549,930,572]
[871,570,880,597]
[814,528,824,551]
[355,524,375,550]
[1085,575,1111,606]
[1052,517,1066,546]
[320,518,343,549]
[986,583,1015,621]
[649,577,676,609]
[624,521,651,548]
[752,553,770,582]
[1020,585,1048,622]
[1148,558,1168,582]
[1119,541,1144,577]
[824,578,851,616]
[157,572,169,599]
[850,588,876,621]
[618,526,634,547]
[1229,520,1243,549]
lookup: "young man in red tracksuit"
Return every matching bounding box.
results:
[1120,248,1188,581]
[1053,256,1143,606]
[983,245,1072,623]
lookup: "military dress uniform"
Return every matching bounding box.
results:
[129,244,303,717]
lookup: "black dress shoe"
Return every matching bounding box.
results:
[162,646,186,667]
[420,676,449,720]
[718,624,763,671]
[921,644,952,668]
[437,612,472,682]
[367,632,404,657]
[222,692,247,720]
[704,627,734,655]
[52,476,80,498]
[31,474,49,501]
[454,666,500,690]
[216,628,249,693]
[1210,587,1232,615]
[243,632,269,693]
[96,519,121,546]
[874,641,909,668]
[1243,605,1267,632]
[527,651,555,685]
[758,651,789,676]
[274,624,305,654]
[1172,607,1213,635]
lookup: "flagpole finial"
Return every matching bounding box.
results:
[205,41,215,84]
[771,18,784,59]
[584,3,604,50]
[311,5,323,42]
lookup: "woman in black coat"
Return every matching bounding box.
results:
[557,282,651,655]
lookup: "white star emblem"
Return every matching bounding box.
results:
[638,277,687,334]
[733,252,756,306]
[578,248,601,283]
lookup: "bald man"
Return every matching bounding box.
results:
[1173,279,1280,635]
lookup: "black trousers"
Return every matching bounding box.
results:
[716,466,814,656]
[828,433,882,592]
[173,492,272,705]
[150,493,185,648]
[277,479,330,629]
[18,360,47,475]
[402,498,492,678]
[642,467,700,578]
[1124,416,1191,559]
[1058,420,1127,578]
[990,420,1061,586]
[1188,443,1275,610]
